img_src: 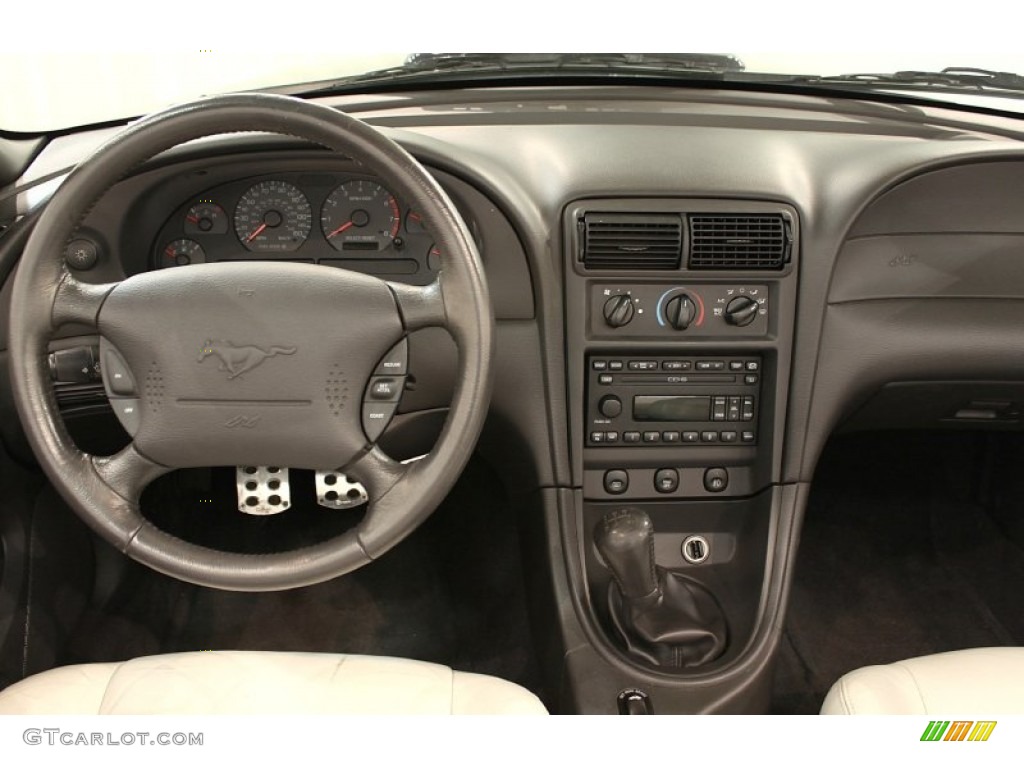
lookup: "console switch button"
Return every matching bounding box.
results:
[654,468,679,494]
[703,467,729,493]
[604,470,629,495]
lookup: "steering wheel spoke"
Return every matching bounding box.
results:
[93,443,172,506]
[341,446,407,501]
[52,272,116,329]
[387,278,447,332]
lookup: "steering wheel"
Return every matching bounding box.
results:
[7,94,494,591]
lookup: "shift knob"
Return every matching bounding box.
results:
[594,508,660,601]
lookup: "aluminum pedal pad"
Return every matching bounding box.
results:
[236,466,291,515]
[315,470,368,510]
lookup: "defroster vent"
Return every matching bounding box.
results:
[580,213,682,270]
[688,214,791,269]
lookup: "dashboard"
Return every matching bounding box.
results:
[4,85,1024,713]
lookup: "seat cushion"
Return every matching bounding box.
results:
[821,647,1024,714]
[0,651,547,715]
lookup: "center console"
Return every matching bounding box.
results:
[561,198,799,704]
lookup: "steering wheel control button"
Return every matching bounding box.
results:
[236,466,292,515]
[369,377,402,402]
[598,395,623,418]
[49,346,100,383]
[654,468,680,494]
[603,469,629,495]
[103,349,137,396]
[112,399,141,435]
[374,339,408,376]
[703,468,729,493]
[315,470,368,509]
[362,402,399,441]
[65,238,99,271]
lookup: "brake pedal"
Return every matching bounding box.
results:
[315,470,368,509]
[236,466,291,515]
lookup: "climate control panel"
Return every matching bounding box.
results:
[591,283,769,338]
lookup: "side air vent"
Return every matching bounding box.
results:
[579,213,682,270]
[688,214,791,269]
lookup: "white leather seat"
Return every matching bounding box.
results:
[0,651,547,715]
[821,647,1024,714]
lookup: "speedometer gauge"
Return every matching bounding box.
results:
[234,180,312,252]
[321,180,401,252]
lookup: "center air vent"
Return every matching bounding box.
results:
[688,214,791,269]
[580,213,682,270]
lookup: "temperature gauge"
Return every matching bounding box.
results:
[160,238,206,268]
[184,202,228,235]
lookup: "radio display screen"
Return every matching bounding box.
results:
[633,395,711,422]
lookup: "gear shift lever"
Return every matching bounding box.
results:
[595,508,727,668]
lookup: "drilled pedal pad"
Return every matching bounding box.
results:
[315,470,368,509]
[236,466,291,515]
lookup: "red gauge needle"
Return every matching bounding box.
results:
[327,220,354,239]
[245,223,268,243]
[186,215,199,224]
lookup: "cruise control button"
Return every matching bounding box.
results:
[368,376,402,402]
[103,349,137,396]
[362,402,398,441]
[604,470,629,495]
[112,398,141,435]
[654,468,679,494]
[374,339,408,375]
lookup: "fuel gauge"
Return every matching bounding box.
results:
[184,202,228,235]
[160,238,206,268]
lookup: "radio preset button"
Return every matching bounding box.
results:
[599,395,623,418]
[701,431,719,443]
[745,374,759,385]
[682,431,700,443]
[662,431,680,443]
[643,431,660,443]
[604,470,629,495]
[654,468,680,494]
[746,361,760,371]
[721,431,738,443]
[741,431,756,443]
[623,431,641,443]
[606,431,620,443]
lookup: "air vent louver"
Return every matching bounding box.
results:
[580,213,682,270]
[688,214,790,269]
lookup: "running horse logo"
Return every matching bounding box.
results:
[198,339,297,380]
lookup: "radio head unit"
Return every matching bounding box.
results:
[586,355,761,447]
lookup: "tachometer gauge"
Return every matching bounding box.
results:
[184,202,228,235]
[234,180,312,252]
[161,238,206,268]
[321,180,401,252]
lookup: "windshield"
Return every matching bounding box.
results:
[5,51,1024,133]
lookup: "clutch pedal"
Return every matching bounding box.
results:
[236,466,291,515]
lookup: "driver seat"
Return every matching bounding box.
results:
[0,651,547,715]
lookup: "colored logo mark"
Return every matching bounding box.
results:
[921,721,997,742]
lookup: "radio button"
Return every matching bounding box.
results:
[590,431,605,443]
[599,395,623,418]
[712,396,727,421]
[721,431,738,443]
[609,361,624,371]
[682,431,700,443]
[741,431,756,443]
[696,361,725,372]
[606,431,620,443]
[604,470,629,495]
[628,360,658,371]
[745,374,759,385]
[662,431,680,443]
[643,431,660,443]
[598,374,614,385]
[623,431,642,443]
[729,361,744,371]
[746,361,760,371]
[662,360,692,371]
[654,468,680,494]
[701,431,719,443]
[592,360,608,371]
[728,396,742,421]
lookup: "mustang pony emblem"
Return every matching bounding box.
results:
[198,339,297,379]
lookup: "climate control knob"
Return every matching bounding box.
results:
[603,294,635,328]
[724,295,759,327]
[663,293,697,330]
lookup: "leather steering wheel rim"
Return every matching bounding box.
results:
[7,94,494,591]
